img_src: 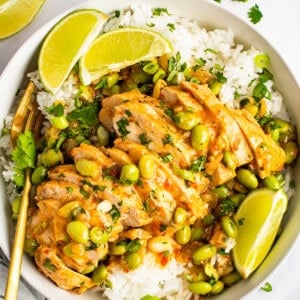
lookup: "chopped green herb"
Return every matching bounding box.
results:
[126,239,142,252]
[238,218,245,226]
[125,109,132,117]
[215,71,227,84]
[114,10,120,18]
[65,187,73,194]
[258,68,273,83]
[219,198,236,215]
[80,188,89,199]
[95,77,108,89]
[163,133,175,146]
[152,7,169,16]
[248,4,263,24]
[43,258,57,272]
[46,103,64,117]
[260,282,272,292]
[138,132,151,145]
[253,82,269,100]
[190,156,206,173]
[214,0,221,3]
[204,48,218,54]
[116,117,130,138]
[81,179,106,191]
[167,23,176,32]
[146,23,155,28]
[109,205,121,222]
[68,102,99,126]
[194,57,206,68]
[161,153,173,163]
[160,224,167,232]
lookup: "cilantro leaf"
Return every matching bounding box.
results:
[68,103,99,126]
[261,282,272,292]
[46,103,64,117]
[248,4,263,24]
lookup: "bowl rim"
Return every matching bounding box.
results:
[0,0,299,299]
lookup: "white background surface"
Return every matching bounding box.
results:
[0,0,299,299]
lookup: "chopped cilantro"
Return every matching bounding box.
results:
[116,117,130,138]
[258,68,273,83]
[238,217,245,225]
[152,7,169,16]
[43,258,57,272]
[80,188,89,199]
[95,78,108,89]
[260,282,272,292]
[215,71,227,84]
[248,4,263,24]
[138,132,151,145]
[65,187,73,194]
[46,103,64,117]
[147,23,155,28]
[214,0,221,3]
[125,109,132,117]
[68,102,99,126]
[194,57,206,69]
[252,82,269,100]
[219,198,236,215]
[162,133,175,146]
[190,156,206,173]
[109,205,121,222]
[167,23,176,32]
[160,153,173,163]
[114,10,120,18]
[204,48,218,54]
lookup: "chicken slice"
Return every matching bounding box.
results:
[181,81,253,166]
[227,107,286,178]
[35,246,96,293]
[48,164,84,185]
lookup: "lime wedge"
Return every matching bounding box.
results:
[0,0,45,39]
[38,9,108,94]
[79,27,173,85]
[233,188,288,278]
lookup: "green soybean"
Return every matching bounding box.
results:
[191,227,204,241]
[97,125,110,146]
[284,141,298,164]
[106,73,119,88]
[120,163,140,184]
[229,193,246,207]
[110,241,128,255]
[90,227,109,244]
[209,81,223,96]
[92,264,108,284]
[188,281,212,295]
[66,221,89,244]
[213,185,230,200]
[40,149,63,168]
[24,238,39,256]
[174,111,199,131]
[50,115,69,130]
[263,175,281,190]
[138,154,156,179]
[175,225,191,245]
[31,165,47,185]
[192,244,217,264]
[12,196,21,215]
[75,159,100,178]
[174,207,188,224]
[191,124,209,151]
[222,271,241,286]
[221,216,237,238]
[63,243,73,256]
[211,281,224,295]
[236,168,258,189]
[125,252,143,270]
[223,150,236,170]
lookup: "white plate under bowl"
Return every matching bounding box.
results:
[0,0,299,299]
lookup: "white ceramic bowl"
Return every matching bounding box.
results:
[0,1,299,299]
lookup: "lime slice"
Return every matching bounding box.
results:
[0,0,45,39]
[79,27,173,85]
[38,9,108,94]
[233,188,288,278]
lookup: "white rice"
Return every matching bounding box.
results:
[0,3,295,300]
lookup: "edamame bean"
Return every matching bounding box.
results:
[120,163,139,184]
[222,271,241,286]
[174,111,199,130]
[174,207,188,224]
[274,118,290,134]
[143,62,159,75]
[213,186,230,200]
[204,263,219,280]
[263,175,281,190]
[109,241,128,255]
[97,125,110,146]
[211,281,224,295]
[202,213,215,226]
[24,238,39,256]
[175,224,191,245]
[106,73,119,88]
[50,115,69,130]
[284,141,298,164]
[63,243,73,256]
[12,196,21,215]
[191,124,209,151]
[173,164,195,182]
[138,154,156,179]
[274,172,285,187]
[223,151,236,170]
[90,227,109,244]
[75,159,100,178]
[31,165,47,185]
[191,227,204,241]
[125,252,143,270]
[66,221,89,244]
[188,281,212,295]
[229,193,246,207]
[192,244,217,264]
[127,239,142,252]
[40,149,63,167]
[209,81,222,96]
[92,264,108,284]
[236,168,258,189]
[221,216,237,238]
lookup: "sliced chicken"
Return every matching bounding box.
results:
[48,164,84,185]
[35,246,96,293]
[181,81,253,167]
[227,107,286,178]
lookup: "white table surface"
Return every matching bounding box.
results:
[0,0,299,299]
